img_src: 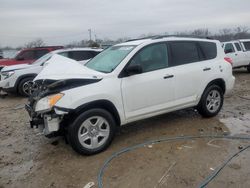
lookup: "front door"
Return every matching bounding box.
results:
[121,43,175,121]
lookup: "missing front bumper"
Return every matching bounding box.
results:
[29,115,61,136]
[26,104,62,136]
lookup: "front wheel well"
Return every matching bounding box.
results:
[205,79,226,94]
[70,100,121,127]
[15,74,37,89]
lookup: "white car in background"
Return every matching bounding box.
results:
[0,50,3,59]
[26,37,235,155]
[0,48,102,96]
[223,39,250,72]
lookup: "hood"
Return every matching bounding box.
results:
[1,63,33,72]
[0,58,17,66]
[34,54,104,81]
[0,58,12,64]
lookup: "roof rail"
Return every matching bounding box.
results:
[152,35,214,40]
[126,35,214,42]
[126,36,157,42]
[33,46,64,49]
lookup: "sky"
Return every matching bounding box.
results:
[0,0,250,47]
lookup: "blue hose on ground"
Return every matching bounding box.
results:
[199,144,250,188]
[97,135,250,188]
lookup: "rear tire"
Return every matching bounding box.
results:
[68,108,116,155]
[197,85,224,118]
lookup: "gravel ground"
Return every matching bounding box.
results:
[0,69,250,188]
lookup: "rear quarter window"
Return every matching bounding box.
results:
[198,41,217,60]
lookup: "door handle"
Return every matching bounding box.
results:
[203,67,211,71]
[163,74,174,79]
[235,53,238,56]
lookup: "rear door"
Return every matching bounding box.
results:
[168,41,217,106]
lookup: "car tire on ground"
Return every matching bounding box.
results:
[247,65,250,73]
[197,85,224,118]
[18,77,35,97]
[68,108,116,155]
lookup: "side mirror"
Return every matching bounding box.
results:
[225,49,233,54]
[126,64,143,76]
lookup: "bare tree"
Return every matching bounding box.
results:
[24,38,45,48]
[191,28,210,37]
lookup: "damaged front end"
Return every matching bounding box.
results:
[25,79,66,137]
[25,78,101,137]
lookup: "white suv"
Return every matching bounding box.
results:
[0,48,102,96]
[26,37,235,155]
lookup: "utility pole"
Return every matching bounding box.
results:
[88,29,92,41]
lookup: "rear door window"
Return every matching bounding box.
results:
[234,43,242,51]
[168,41,200,66]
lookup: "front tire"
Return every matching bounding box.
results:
[197,85,224,118]
[68,108,116,155]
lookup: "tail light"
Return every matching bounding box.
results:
[224,57,233,66]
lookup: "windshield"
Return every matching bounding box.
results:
[86,45,135,73]
[31,52,52,65]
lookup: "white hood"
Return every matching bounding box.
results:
[34,54,104,81]
[1,63,34,72]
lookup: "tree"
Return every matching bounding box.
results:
[191,29,210,37]
[24,38,45,48]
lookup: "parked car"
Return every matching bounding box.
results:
[222,39,250,72]
[0,46,64,70]
[26,37,235,155]
[0,48,102,96]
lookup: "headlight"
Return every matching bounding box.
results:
[1,71,15,79]
[35,93,64,112]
